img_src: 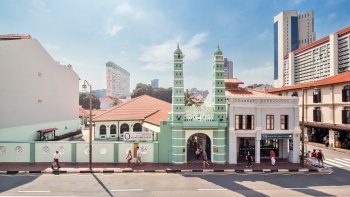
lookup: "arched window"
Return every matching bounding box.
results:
[133,123,142,132]
[100,125,106,135]
[120,123,129,134]
[342,85,350,102]
[110,124,116,134]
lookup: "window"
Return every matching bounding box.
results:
[266,115,274,130]
[110,124,116,134]
[313,89,321,103]
[313,107,321,122]
[281,115,289,130]
[100,125,106,135]
[235,115,254,130]
[342,85,350,102]
[133,123,142,132]
[342,107,350,124]
[120,123,129,134]
[291,92,298,97]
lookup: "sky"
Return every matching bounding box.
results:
[1,0,350,92]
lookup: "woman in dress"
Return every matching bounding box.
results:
[126,150,132,167]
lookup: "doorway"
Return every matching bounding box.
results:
[187,133,211,163]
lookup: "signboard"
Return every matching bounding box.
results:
[213,147,218,153]
[261,134,293,139]
[123,132,153,141]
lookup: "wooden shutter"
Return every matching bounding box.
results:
[235,115,239,130]
[342,110,346,124]
[342,89,347,102]
[243,115,246,130]
[313,110,317,122]
[285,115,289,130]
[271,115,274,130]
[266,115,270,130]
[317,110,321,122]
[251,115,254,130]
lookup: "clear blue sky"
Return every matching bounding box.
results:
[1,0,349,92]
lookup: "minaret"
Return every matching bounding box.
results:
[172,44,185,122]
[212,46,227,122]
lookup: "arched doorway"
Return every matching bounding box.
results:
[187,133,211,163]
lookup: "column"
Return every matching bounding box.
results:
[255,131,261,163]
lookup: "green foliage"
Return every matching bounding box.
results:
[79,92,101,109]
[54,129,82,141]
[91,89,106,99]
[131,83,172,103]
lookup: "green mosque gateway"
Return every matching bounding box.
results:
[158,45,228,164]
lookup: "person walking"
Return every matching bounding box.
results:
[317,149,325,168]
[135,146,142,166]
[202,150,210,167]
[126,150,133,167]
[311,149,317,166]
[196,145,201,160]
[246,151,253,167]
[52,151,60,169]
[270,149,276,166]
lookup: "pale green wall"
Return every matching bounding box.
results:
[0,142,30,162]
[158,120,172,163]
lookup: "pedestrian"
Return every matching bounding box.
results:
[196,145,201,160]
[246,151,252,167]
[317,149,325,168]
[270,149,276,166]
[135,146,142,166]
[311,149,317,166]
[202,150,210,167]
[126,150,133,167]
[52,151,60,169]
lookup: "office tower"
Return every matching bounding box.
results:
[106,61,130,98]
[274,10,316,87]
[224,58,233,78]
[151,79,159,88]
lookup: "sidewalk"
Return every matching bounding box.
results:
[0,159,329,174]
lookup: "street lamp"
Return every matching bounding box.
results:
[82,80,92,171]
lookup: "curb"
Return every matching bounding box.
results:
[0,168,325,174]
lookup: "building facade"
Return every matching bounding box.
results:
[0,39,80,141]
[226,79,300,164]
[224,58,233,78]
[274,10,316,88]
[283,26,350,86]
[106,61,130,98]
[267,71,350,150]
[151,79,159,88]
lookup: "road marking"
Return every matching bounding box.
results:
[344,158,350,162]
[18,191,50,193]
[327,159,350,167]
[198,189,228,191]
[324,159,344,167]
[334,158,350,165]
[284,188,311,190]
[111,189,143,192]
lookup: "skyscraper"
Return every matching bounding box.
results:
[224,58,233,78]
[274,10,316,87]
[151,79,159,88]
[106,61,130,98]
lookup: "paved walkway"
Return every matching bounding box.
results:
[0,158,329,174]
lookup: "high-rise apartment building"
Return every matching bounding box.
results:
[106,61,130,98]
[274,10,316,87]
[224,58,233,78]
[151,79,159,88]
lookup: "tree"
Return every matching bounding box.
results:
[131,83,172,103]
[154,87,172,103]
[79,93,101,109]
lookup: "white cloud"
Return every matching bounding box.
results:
[31,0,50,13]
[104,19,124,38]
[238,64,274,86]
[115,2,142,18]
[257,29,269,40]
[327,13,337,21]
[44,43,60,52]
[139,32,208,71]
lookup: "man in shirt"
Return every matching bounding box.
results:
[135,146,142,166]
[52,151,60,169]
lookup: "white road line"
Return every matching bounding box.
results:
[284,188,311,190]
[198,189,228,191]
[334,158,350,165]
[324,164,333,168]
[111,189,143,192]
[324,159,344,167]
[18,191,50,193]
[344,158,350,162]
[328,159,350,167]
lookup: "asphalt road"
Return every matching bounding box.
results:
[0,168,349,197]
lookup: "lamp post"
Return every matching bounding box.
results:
[82,80,92,171]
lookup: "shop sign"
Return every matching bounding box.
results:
[262,134,292,139]
[123,132,153,141]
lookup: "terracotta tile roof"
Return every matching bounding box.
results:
[224,78,244,84]
[144,110,170,126]
[100,95,123,103]
[93,95,171,124]
[79,107,89,117]
[226,88,278,97]
[79,107,106,117]
[267,71,350,93]
[284,26,350,60]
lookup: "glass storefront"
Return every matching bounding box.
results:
[260,139,279,158]
[238,138,280,159]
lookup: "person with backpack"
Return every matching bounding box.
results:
[317,149,325,168]
[311,149,317,166]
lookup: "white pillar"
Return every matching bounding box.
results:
[282,139,289,158]
[292,132,301,163]
[229,131,237,164]
[255,131,261,163]
[329,129,335,148]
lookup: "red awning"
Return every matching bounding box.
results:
[38,128,58,133]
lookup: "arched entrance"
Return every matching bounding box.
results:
[187,133,211,163]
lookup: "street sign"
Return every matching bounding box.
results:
[261,134,293,139]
